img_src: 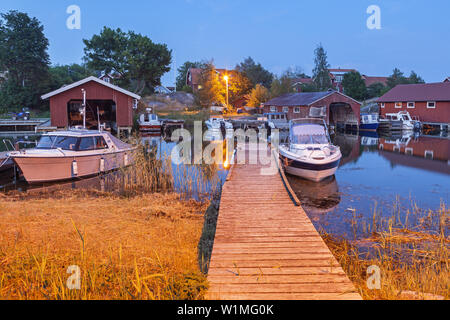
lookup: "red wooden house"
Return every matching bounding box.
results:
[41,76,141,136]
[377,82,450,126]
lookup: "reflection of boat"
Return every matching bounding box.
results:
[287,175,340,214]
[139,108,161,132]
[360,113,379,131]
[8,130,135,183]
[279,119,342,182]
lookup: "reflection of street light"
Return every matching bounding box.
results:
[223,75,229,109]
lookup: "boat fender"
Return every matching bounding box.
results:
[72,160,78,176]
[100,158,105,172]
[124,154,128,166]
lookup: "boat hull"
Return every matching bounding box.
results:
[12,150,132,183]
[279,153,340,182]
[139,124,161,132]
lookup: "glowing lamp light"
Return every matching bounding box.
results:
[223,75,229,81]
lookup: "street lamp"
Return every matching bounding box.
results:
[223,75,229,109]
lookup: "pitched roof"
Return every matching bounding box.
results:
[41,76,141,100]
[377,82,450,102]
[444,77,450,82]
[264,91,333,106]
[362,75,388,87]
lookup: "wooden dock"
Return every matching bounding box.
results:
[206,144,361,300]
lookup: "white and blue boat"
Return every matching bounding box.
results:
[279,119,342,182]
[359,113,379,132]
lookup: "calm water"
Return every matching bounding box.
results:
[1,130,449,241]
[287,131,449,242]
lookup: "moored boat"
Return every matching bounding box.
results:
[359,113,379,131]
[139,108,162,132]
[205,117,233,130]
[8,130,135,183]
[279,119,341,182]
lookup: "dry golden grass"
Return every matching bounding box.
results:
[0,191,209,300]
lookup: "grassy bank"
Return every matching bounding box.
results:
[0,191,209,300]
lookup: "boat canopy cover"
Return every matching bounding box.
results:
[105,132,133,150]
[292,124,326,136]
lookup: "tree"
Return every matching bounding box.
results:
[408,71,425,84]
[226,70,252,105]
[312,44,332,91]
[236,57,273,88]
[283,66,309,79]
[196,62,223,107]
[386,68,409,89]
[246,84,270,108]
[176,61,205,91]
[366,82,386,99]
[270,75,294,98]
[83,27,172,94]
[47,64,94,91]
[0,10,50,111]
[342,71,367,101]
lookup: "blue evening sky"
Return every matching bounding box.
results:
[2,0,449,86]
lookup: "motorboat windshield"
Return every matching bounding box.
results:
[290,120,330,145]
[36,135,79,151]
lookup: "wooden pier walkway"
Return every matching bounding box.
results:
[206,144,361,300]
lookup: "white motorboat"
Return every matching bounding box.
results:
[264,112,289,130]
[8,129,135,183]
[381,111,421,131]
[205,117,233,131]
[279,119,342,182]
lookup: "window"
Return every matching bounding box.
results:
[379,144,384,150]
[380,103,385,109]
[427,101,436,109]
[424,150,434,159]
[270,106,276,112]
[393,146,400,152]
[395,102,402,109]
[104,77,110,83]
[294,107,301,114]
[79,137,96,151]
[282,107,289,113]
[36,136,78,151]
[94,136,108,149]
[407,102,415,109]
[405,148,413,155]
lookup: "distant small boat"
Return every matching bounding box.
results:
[264,112,289,130]
[205,117,233,130]
[139,108,162,132]
[359,113,379,131]
[8,129,135,183]
[279,119,342,182]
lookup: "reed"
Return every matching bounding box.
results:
[320,201,449,300]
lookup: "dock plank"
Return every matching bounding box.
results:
[206,144,361,300]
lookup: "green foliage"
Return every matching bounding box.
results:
[0,10,50,111]
[236,57,273,88]
[386,68,425,90]
[312,44,332,91]
[408,71,425,84]
[270,75,294,98]
[196,62,223,107]
[47,64,94,91]
[342,71,367,101]
[366,82,386,99]
[245,84,270,108]
[83,27,172,94]
[226,70,252,105]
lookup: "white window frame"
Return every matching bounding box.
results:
[407,102,415,109]
[294,107,301,114]
[270,106,276,112]
[405,147,413,155]
[380,103,385,109]
[282,106,289,113]
[427,101,436,109]
[395,102,402,109]
[424,150,434,159]
[379,144,383,150]
[393,146,400,152]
